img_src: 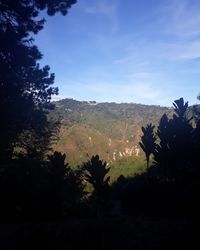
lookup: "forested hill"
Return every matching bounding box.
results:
[52,98,172,165]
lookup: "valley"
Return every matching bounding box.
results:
[52,98,171,179]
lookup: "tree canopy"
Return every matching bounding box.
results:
[0,0,77,161]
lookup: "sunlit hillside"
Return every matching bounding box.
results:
[52,98,172,178]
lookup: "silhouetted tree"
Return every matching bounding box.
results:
[48,151,85,218]
[83,155,110,192]
[0,0,76,161]
[192,94,200,125]
[153,98,194,181]
[82,155,110,217]
[139,123,156,168]
[191,95,200,178]
[114,97,200,217]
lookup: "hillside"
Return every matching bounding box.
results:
[52,99,171,171]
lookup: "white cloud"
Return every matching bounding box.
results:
[82,0,119,33]
[160,0,200,38]
[120,0,200,62]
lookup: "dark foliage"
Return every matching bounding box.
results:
[0,151,85,221]
[139,123,156,168]
[82,155,110,217]
[111,97,200,218]
[0,0,76,161]
[153,98,195,181]
[83,155,110,191]
[48,151,85,217]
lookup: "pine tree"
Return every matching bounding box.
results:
[0,0,77,161]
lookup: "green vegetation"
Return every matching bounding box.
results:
[52,98,172,170]
[49,98,173,181]
[109,156,147,182]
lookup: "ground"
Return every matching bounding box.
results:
[0,216,197,250]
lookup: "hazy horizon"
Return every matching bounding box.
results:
[53,96,184,108]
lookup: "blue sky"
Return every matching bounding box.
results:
[35,0,200,106]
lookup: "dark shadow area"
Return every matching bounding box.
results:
[0,1,199,249]
[111,98,200,219]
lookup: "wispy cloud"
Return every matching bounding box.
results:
[161,41,200,61]
[158,0,200,61]
[83,1,116,16]
[77,0,200,103]
[37,0,200,106]
[159,0,200,38]
[58,66,165,105]
[82,0,119,33]
[110,0,200,63]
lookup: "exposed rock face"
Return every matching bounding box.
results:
[113,152,116,161]
[110,146,140,161]
[52,98,171,165]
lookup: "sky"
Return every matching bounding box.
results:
[35,0,200,107]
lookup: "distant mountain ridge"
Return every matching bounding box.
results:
[52,98,172,166]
